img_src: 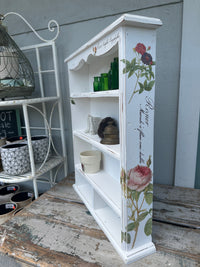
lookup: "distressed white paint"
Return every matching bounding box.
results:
[175,0,200,188]
[65,14,161,263]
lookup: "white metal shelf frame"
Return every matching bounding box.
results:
[0,13,68,198]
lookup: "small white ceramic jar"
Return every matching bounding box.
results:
[80,150,101,173]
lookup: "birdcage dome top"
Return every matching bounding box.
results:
[0,21,35,99]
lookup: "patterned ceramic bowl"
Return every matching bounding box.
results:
[31,135,51,163]
[0,143,30,175]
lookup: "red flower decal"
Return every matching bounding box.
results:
[135,43,146,55]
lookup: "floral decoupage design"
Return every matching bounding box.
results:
[121,156,153,248]
[121,43,155,249]
[121,43,155,104]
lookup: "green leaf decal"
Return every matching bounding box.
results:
[128,69,134,78]
[145,192,153,205]
[138,211,148,222]
[127,221,139,232]
[131,191,136,200]
[135,191,141,202]
[70,99,76,105]
[145,183,153,193]
[148,80,155,89]
[149,208,153,215]
[131,58,136,66]
[121,59,131,73]
[144,218,152,236]
[121,232,131,244]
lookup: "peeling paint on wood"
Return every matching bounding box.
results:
[0,180,199,266]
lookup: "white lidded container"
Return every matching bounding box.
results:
[80,150,101,173]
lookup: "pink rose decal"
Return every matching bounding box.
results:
[127,165,152,192]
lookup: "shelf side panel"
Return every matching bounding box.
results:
[120,26,157,254]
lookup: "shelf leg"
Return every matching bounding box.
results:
[33,178,39,199]
[52,42,68,177]
[23,104,38,199]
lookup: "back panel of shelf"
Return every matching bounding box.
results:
[73,136,120,182]
[71,97,119,133]
[68,46,118,95]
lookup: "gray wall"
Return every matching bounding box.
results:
[0,0,183,187]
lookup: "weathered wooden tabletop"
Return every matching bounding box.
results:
[0,177,199,267]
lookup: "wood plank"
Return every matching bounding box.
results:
[153,201,200,228]
[46,175,81,203]
[0,180,199,266]
[0,216,199,267]
[153,221,200,262]
[154,184,200,207]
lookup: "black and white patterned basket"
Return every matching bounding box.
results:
[31,135,51,163]
[0,143,30,175]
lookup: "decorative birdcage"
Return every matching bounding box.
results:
[0,15,34,99]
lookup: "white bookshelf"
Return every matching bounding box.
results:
[65,14,162,264]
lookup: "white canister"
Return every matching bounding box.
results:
[80,150,101,173]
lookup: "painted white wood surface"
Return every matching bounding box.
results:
[175,0,200,188]
[66,14,162,264]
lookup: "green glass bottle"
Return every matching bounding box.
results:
[111,57,119,90]
[101,73,109,90]
[93,77,99,92]
[108,63,113,90]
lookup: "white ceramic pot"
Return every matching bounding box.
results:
[0,143,30,175]
[0,184,20,204]
[0,202,17,224]
[80,150,101,173]
[11,191,34,209]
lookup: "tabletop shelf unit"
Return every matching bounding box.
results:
[65,14,162,264]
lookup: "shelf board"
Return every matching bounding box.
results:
[0,156,64,183]
[76,164,121,216]
[94,206,121,246]
[73,184,121,248]
[74,130,120,160]
[71,90,119,98]
[0,96,59,107]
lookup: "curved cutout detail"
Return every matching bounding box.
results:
[69,40,119,71]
